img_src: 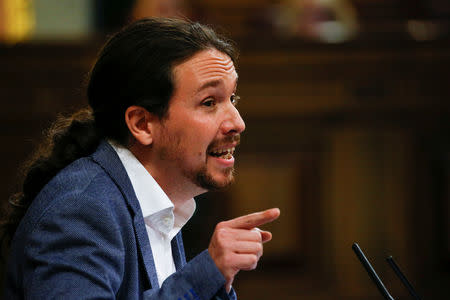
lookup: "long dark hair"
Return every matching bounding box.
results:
[0,17,237,250]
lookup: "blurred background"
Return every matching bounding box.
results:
[1,0,450,299]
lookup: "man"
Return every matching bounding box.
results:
[2,18,280,299]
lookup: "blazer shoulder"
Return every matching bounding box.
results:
[19,157,127,234]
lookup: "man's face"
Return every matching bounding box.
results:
[152,48,245,192]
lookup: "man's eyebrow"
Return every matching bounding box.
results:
[196,80,222,93]
[196,76,239,94]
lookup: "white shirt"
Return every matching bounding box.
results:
[109,142,196,287]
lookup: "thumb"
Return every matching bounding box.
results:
[253,228,272,243]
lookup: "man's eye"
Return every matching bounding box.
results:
[202,98,216,107]
[231,94,240,106]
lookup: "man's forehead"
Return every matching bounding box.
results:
[173,49,237,88]
[189,49,234,70]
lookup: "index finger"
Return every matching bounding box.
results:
[225,208,280,230]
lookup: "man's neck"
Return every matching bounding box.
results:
[128,144,205,207]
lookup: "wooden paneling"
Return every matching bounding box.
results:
[1,39,449,299]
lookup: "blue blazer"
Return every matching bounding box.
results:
[4,141,236,300]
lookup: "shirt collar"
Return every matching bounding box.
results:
[109,141,196,237]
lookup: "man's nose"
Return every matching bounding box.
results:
[221,105,246,135]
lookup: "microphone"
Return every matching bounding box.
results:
[352,243,395,300]
[386,256,422,300]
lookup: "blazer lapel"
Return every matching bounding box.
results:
[171,231,187,270]
[91,141,159,289]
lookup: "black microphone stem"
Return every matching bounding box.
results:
[352,243,395,300]
[386,256,422,300]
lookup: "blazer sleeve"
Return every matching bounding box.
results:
[143,249,237,300]
[14,191,236,300]
[19,192,125,300]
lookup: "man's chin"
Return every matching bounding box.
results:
[195,168,234,191]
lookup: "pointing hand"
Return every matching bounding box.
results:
[208,208,281,292]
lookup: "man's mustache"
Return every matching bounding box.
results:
[207,135,240,151]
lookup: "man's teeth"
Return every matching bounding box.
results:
[210,147,235,159]
[223,152,232,159]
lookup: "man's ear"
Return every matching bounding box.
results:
[124,106,156,146]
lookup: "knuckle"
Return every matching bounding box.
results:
[216,221,227,230]
[251,254,258,265]
[250,255,258,269]
[216,227,228,240]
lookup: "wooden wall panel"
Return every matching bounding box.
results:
[1,39,449,299]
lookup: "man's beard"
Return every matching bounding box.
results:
[193,165,235,191]
[157,126,240,191]
[193,134,240,191]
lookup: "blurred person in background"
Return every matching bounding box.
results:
[1,18,279,299]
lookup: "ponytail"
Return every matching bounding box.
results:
[1,108,102,249]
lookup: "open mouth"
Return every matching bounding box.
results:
[208,147,235,160]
